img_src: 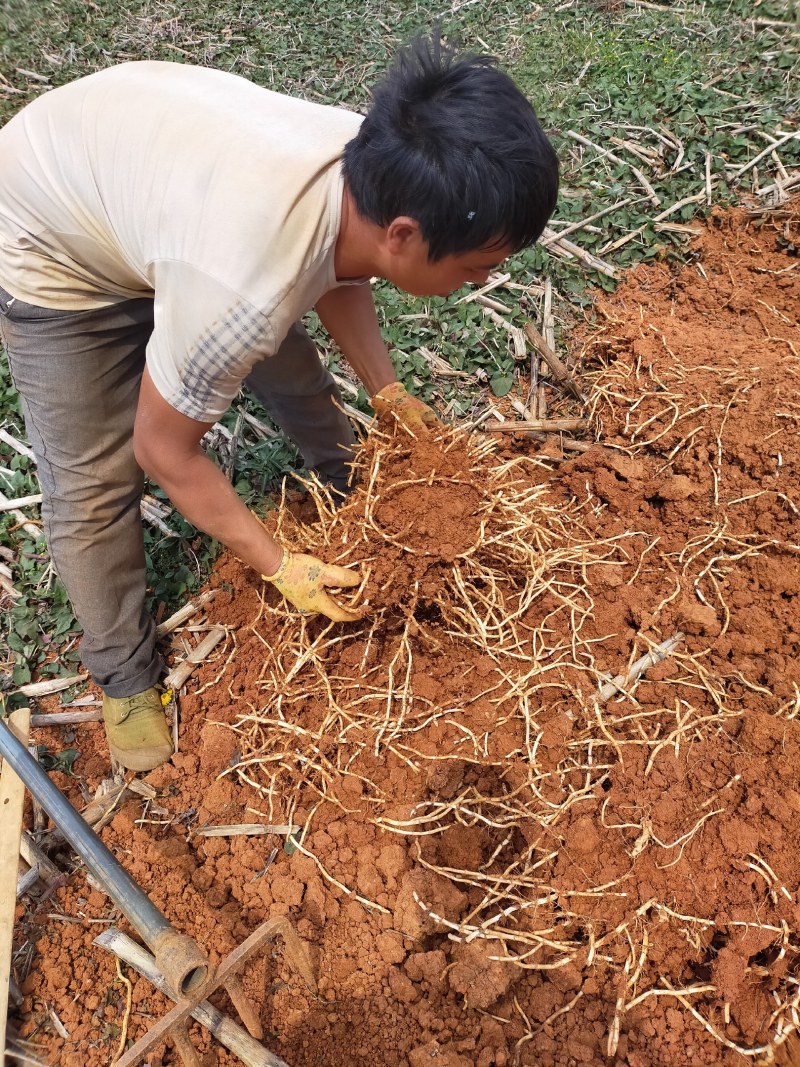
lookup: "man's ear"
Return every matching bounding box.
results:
[385,216,423,254]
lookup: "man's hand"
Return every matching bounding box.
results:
[372,381,439,434]
[263,550,363,623]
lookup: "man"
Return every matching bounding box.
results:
[0,34,558,771]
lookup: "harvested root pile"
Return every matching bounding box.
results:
[236,423,633,792]
[207,409,800,1062]
[230,422,628,804]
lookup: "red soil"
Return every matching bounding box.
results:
[11,201,800,1067]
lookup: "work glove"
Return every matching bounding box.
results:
[263,549,363,623]
[371,381,439,434]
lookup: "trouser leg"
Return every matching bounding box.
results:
[245,321,356,494]
[0,287,161,696]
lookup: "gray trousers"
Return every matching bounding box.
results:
[0,289,355,696]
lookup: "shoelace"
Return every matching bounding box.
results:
[116,694,155,722]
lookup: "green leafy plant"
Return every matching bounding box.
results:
[36,744,79,775]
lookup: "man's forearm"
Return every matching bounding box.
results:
[150,450,284,577]
[315,284,396,396]
[134,369,281,577]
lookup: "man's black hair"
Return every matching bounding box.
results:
[342,32,559,261]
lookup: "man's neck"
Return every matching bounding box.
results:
[334,186,382,281]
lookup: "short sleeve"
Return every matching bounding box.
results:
[146,259,275,421]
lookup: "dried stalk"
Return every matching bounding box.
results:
[456,272,512,304]
[524,323,586,401]
[155,589,218,637]
[19,833,61,885]
[543,198,638,246]
[599,191,707,255]
[0,571,21,599]
[541,228,618,278]
[29,710,103,726]
[565,130,661,206]
[15,675,88,698]
[195,823,299,837]
[164,625,227,689]
[730,131,800,179]
[484,418,588,433]
[0,490,41,539]
[0,493,42,512]
[597,633,684,701]
[0,428,36,461]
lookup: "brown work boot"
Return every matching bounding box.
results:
[102,687,173,771]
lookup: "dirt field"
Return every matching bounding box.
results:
[12,200,800,1067]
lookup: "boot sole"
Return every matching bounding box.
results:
[107,741,173,772]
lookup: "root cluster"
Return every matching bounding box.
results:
[212,421,800,1060]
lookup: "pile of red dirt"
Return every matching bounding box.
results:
[11,200,800,1067]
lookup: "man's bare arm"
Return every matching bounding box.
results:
[315,284,396,397]
[133,368,285,576]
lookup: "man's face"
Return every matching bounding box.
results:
[382,221,512,297]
